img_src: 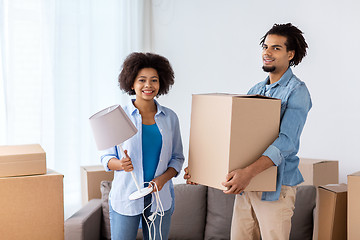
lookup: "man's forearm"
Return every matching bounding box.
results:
[245,155,275,178]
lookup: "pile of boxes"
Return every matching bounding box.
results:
[0,144,64,239]
[297,160,360,240]
[288,157,360,240]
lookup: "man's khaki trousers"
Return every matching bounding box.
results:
[231,185,296,240]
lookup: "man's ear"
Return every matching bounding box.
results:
[288,50,295,61]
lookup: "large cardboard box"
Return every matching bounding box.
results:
[0,144,46,177]
[318,184,347,240]
[348,171,360,240]
[188,94,280,191]
[298,158,339,186]
[81,165,114,205]
[0,170,64,240]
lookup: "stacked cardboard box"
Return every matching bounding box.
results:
[188,94,280,191]
[0,144,46,177]
[0,144,64,239]
[348,171,360,240]
[298,158,340,240]
[81,165,114,205]
[318,184,347,240]
[298,158,339,187]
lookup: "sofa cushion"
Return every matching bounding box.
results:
[204,187,235,240]
[169,184,208,240]
[290,185,316,240]
[100,180,112,240]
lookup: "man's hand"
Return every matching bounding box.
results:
[222,156,275,194]
[183,167,197,185]
[221,168,253,194]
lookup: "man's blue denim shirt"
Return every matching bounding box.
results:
[248,68,312,201]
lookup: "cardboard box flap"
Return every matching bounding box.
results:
[82,165,107,172]
[319,183,347,193]
[301,158,328,164]
[349,171,360,177]
[0,144,44,156]
[192,93,278,100]
[236,94,279,100]
[300,158,337,165]
[46,169,64,177]
[0,144,45,163]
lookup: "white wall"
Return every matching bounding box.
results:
[150,0,360,184]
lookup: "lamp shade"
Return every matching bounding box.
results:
[89,105,138,150]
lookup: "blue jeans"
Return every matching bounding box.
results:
[109,194,172,240]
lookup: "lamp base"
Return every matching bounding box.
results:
[129,186,153,200]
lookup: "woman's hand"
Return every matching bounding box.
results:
[150,175,168,192]
[184,167,197,185]
[150,167,177,192]
[119,150,133,172]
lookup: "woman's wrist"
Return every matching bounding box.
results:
[108,158,123,171]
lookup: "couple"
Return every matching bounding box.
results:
[100,23,312,240]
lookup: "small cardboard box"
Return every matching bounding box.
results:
[318,184,347,240]
[298,158,339,186]
[0,144,46,177]
[81,165,114,205]
[188,94,280,191]
[0,170,64,239]
[348,171,360,240]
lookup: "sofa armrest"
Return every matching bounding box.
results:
[65,199,103,240]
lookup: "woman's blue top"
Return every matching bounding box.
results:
[142,123,162,183]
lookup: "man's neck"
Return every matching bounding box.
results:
[268,68,288,84]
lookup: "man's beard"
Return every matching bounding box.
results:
[262,66,276,72]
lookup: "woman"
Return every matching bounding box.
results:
[100,52,184,239]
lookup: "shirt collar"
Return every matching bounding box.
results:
[263,67,294,88]
[129,99,166,116]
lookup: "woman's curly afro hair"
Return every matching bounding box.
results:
[118,52,175,96]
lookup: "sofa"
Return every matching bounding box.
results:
[65,183,316,240]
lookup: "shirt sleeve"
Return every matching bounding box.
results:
[263,84,312,166]
[167,113,185,177]
[100,146,119,172]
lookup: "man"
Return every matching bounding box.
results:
[222,23,312,240]
[185,23,312,240]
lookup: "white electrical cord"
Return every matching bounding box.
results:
[142,181,165,240]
